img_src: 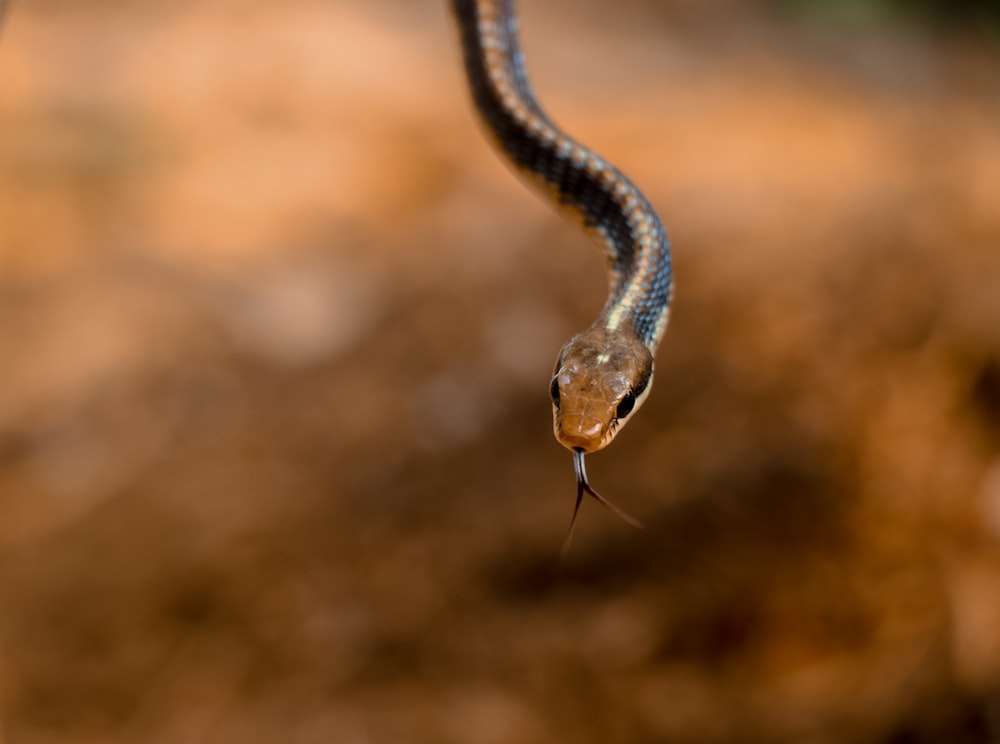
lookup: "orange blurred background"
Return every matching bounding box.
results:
[1,1,999,741]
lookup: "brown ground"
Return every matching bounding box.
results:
[1,1,1000,742]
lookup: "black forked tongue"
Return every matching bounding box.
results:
[560,448,643,557]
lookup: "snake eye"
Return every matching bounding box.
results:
[615,390,636,420]
[550,377,560,408]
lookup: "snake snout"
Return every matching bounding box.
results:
[554,416,606,453]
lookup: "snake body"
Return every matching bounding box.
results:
[451,0,673,531]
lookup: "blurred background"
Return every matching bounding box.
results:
[1,0,999,741]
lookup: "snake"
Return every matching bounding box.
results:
[450,0,673,540]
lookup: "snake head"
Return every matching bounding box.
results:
[550,327,654,453]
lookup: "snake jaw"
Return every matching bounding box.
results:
[552,413,607,453]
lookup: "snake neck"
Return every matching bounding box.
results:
[451,0,673,351]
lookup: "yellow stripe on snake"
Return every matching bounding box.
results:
[450,0,673,542]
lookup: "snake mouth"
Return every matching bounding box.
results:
[554,415,619,454]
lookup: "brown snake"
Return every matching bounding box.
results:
[451,0,674,543]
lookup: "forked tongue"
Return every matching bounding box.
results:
[560,449,643,557]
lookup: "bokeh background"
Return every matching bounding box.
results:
[1,0,999,741]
